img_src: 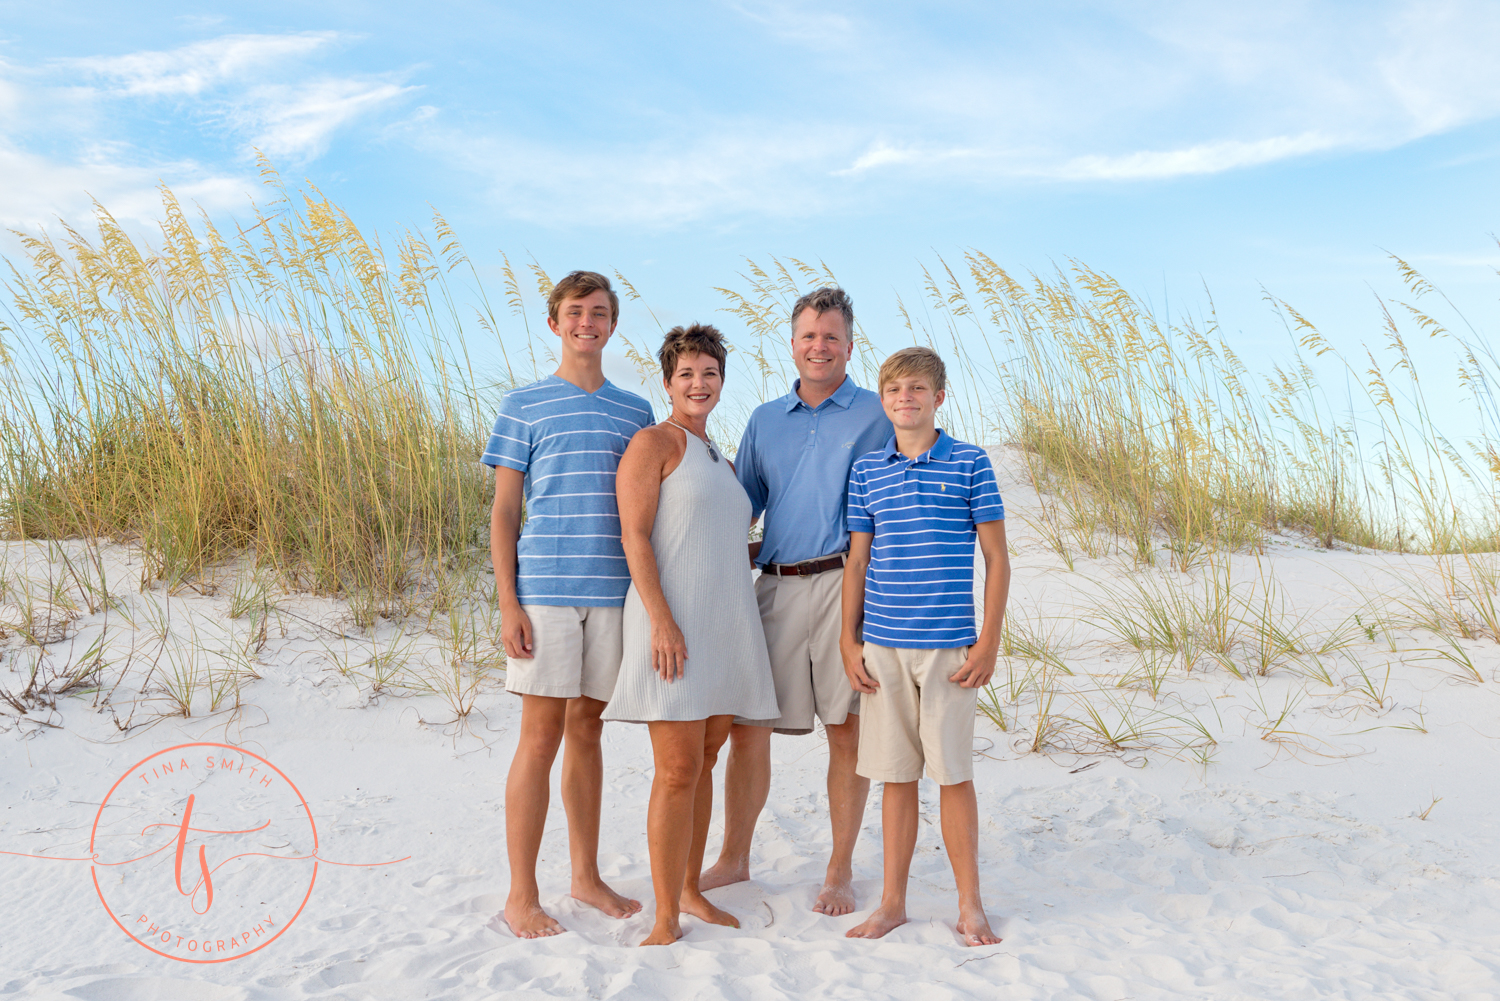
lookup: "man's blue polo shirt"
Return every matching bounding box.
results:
[847,431,1004,649]
[736,376,893,567]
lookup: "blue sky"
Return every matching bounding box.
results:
[2,1,1498,408]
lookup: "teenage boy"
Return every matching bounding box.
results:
[840,346,1010,947]
[484,270,653,939]
[699,287,893,916]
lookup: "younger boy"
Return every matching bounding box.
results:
[839,346,1011,947]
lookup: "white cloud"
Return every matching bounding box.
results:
[71,33,340,97]
[829,133,1347,185]
[0,32,400,246]
[0,86,19,126]
[57,32,412,162]
[1377,0,1500,135]
[0,140,253,235]
[236,78,416,160]
[8,2,1500,239]
[1047,133,1342,182]
[811,1,1500,188]
[835,141,979,176]
[426,121,857,229]
[725,1,857,43]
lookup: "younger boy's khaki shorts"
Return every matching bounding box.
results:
[504,604,623,703]
[856,643,978,785]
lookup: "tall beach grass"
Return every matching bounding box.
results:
[2,175,1496,608]
[886,251,1500,562]
[0,164,500,601]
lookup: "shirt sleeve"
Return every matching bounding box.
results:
[846,459,875,534]
[735,416,769,520]
[968,451,1005,524]
[481,390,532,472]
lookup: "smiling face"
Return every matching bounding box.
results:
[789,308,853,393]
[881,372,945,434]
[664,350,724,421]
[547,288,617,357]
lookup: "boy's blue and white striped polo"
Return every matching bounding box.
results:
[481,375,654,607]
[846,431,1004,649]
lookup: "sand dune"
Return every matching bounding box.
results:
[3,447,1499,999]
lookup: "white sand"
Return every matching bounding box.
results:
[3,448,1500,999]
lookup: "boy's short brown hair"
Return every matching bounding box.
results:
[790,286,854,335]
[548,270,620,325]
[658,323,729,381]
[878,346,947,395]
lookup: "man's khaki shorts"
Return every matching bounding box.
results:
[504,604,623,703]
[737,567,858,735]
[855,643,977,785]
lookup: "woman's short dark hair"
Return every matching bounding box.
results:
[658,323,729,381]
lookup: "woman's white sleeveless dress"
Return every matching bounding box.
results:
[603,427,779,724]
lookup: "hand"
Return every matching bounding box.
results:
[840,634,878,694]
[949,643,998,689]
[651,616,689,681]
[500,603,533,660]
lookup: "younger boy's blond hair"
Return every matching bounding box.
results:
[878,346,947,395]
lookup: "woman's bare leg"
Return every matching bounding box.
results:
[680,715,739,927]
[642,719,707,945]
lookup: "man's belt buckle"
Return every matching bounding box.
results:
[779,555,841,577]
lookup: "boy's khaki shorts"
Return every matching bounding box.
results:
[504,604,623,703]
[855,643,977,785]
[737,567,859,735]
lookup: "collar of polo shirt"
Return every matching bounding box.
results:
[785,374,859,413]
[881,428,955,464]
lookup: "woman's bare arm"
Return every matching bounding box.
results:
[617,425,689,680]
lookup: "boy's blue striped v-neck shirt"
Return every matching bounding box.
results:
[847,431,1003,648]
[481,375,654,606]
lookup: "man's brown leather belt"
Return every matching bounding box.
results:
[765,554,846,577]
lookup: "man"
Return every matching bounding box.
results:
[699,286,893,915]
[484,270,653,938]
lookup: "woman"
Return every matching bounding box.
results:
[603,323,778,946]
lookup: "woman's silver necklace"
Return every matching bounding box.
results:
[664,418,719,462]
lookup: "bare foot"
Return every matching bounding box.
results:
[845,902,906,940]
[680,890,740,928]
[503,899,564,939]
[813,875,856,916]
[956,908,1002,946]
[640,919,683,946]
[571,877,642,918]
[698,857,750,891]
